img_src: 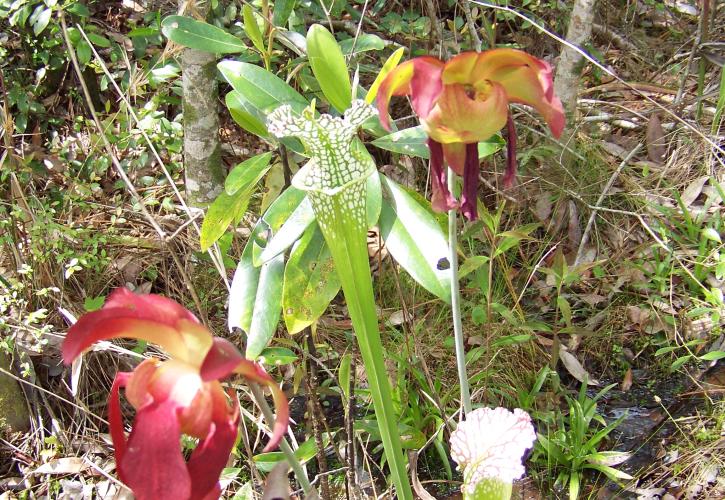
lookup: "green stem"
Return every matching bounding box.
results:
[448,168,472,416]
[313,189,413,500]
[249,383,314,495]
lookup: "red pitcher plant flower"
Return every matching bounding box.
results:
[376,49,565,220]
[63,288,289,500]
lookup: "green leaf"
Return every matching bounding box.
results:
[372,126,430,158]
[282,224,341,333]
[200,190,250,251]
[463,477,512,500]
[338,353,351,400]
[259,197,315,264]
[702,227,722,243]
[66,3,91,17]
[75,40,91,66]
[258,347,298,366]
[272,0,296,26]
[557,296,572,328]
[218,60,308,113]
[225,152,273,195]
[379,175,451,303]
[254,438,320,472]
[366,167,382,227]
[373,126,504,159]
[339,33,386,55]
[245,251,284,360]
[366,46,405,104]
[86,32,111,48]
[84,295,105,312]
[228,187,307,333]
[242,5,265,53]
[225,91,269,138]
[32,7,51,35]
[699,350,725,361]
[306,24,351,113]
[161,15,246,54]
[459,255,489,278]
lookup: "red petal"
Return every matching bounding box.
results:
[202,338,289,452]
[443,49,565,138]
[120,399,191,500]
[428,139,458,213]
[376,57,444,130]
[459,143,481,221]
[186,391,239,499]
[200,338,246,382]
[503,111,518,188]
[63,289,213,366]
[109,371,132,481]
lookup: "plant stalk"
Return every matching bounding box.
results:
[448,168,472,416]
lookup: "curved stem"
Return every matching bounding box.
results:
[448,168,472,416]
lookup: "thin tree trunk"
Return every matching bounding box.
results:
[554,0,597,121]
[179,3,224,206]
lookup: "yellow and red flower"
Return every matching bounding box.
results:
[63,288,289,500]
[376,49,565,220]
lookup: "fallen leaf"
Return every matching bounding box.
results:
[262,461,292,500]
[560,348,599,385]
[627,305,650,326]
[410,451,436,500]
[621,367,633,392]
[534,192,552,222]
[681,176,709,207]
[567,200,581,250]
[646,113,666,164]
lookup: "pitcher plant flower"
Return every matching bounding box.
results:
[63,288,289,500]
[450,407,537,498]
[376,49,565,220]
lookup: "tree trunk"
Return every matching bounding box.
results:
[554,0,597,120]
[0,352,29,435]
[179,4,224,206]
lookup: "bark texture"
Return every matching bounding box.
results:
[180,35,224,206]
[0,351,29,435]
[554,0,597,120]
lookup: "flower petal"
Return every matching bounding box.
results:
[503,112,518,189]
[124,359,159,409]
[186,390,239,500]
[441,142,466,175]
[108,371,132,481]
[459,143,480,221]
[423,82,508,145]
[201,338,289,452]
[63,289,213,367]
[120,399,191,500]
[428,139,459,213]
[376,57,444,130]
[443,49,564,138]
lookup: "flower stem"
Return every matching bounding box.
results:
[249,383,314,495]
[448,168,472,416]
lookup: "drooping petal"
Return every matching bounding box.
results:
[428,139,458,213]
[422,82,508,145]
[459,143,481,221]
[441,142,467,175]
[120,399,191,500]
[503,111,518,189]
[108,371,132,479]
[443,49,564,138]
[62,290,213,366]
[186,392,239,500]
[201,338,289,452]
[376,57,445,130]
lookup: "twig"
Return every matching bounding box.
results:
[461,1,482,51]
[575,143,642,265]
[59,13,167,239]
